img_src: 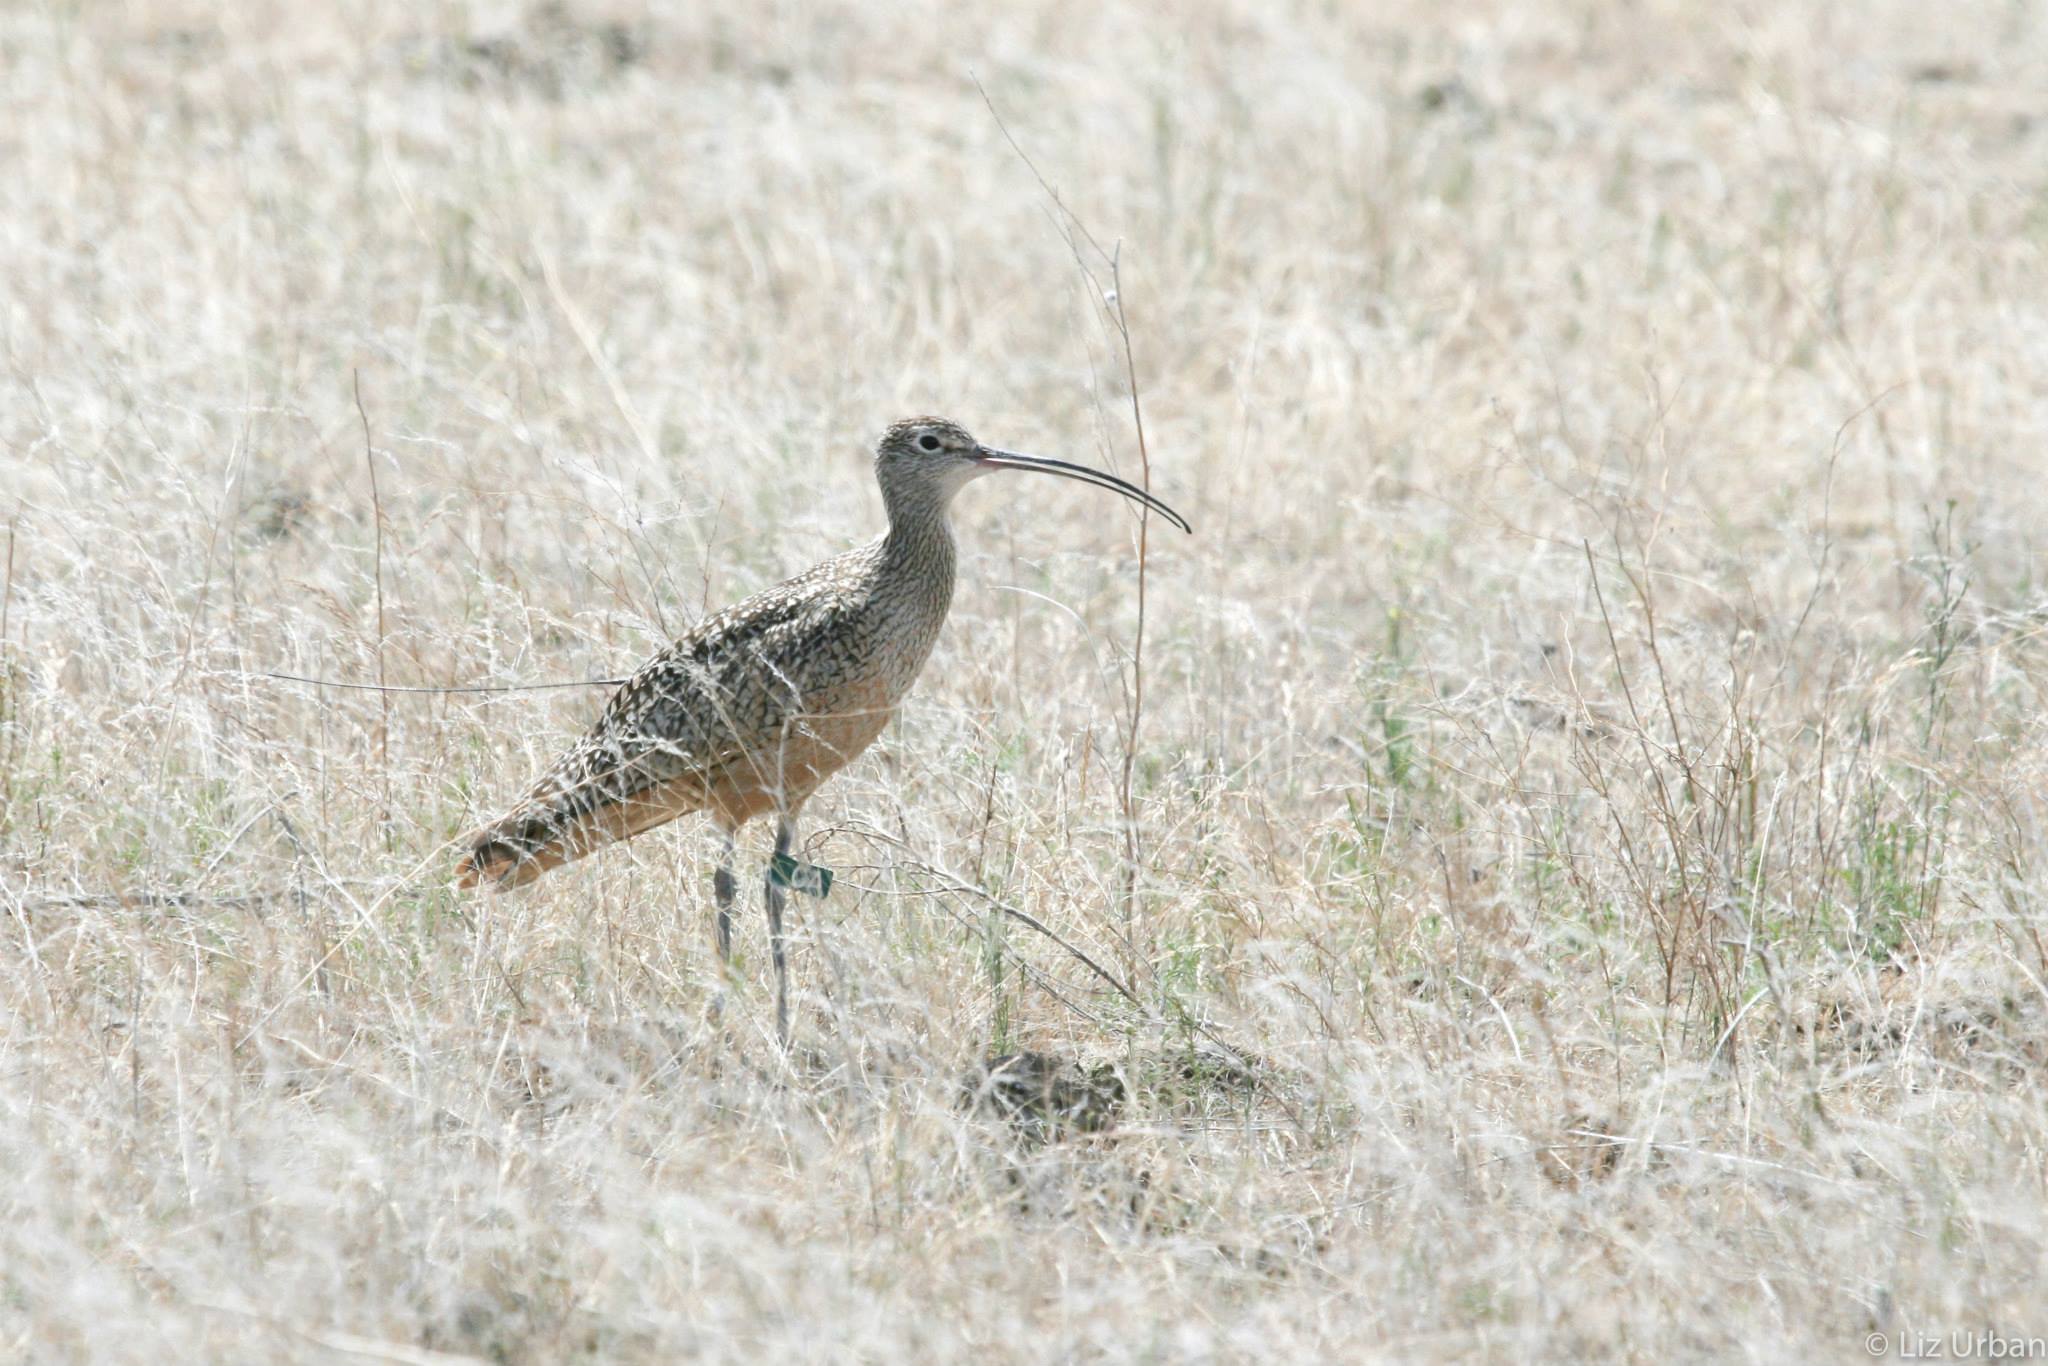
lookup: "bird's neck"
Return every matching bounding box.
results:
[878,495,958,610]
[881,495,957,569]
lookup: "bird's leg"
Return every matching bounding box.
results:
[713,828,737,969]
[764,814,794,1046]
[703,827,739,1030]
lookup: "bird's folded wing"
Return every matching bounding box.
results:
[458,578,860,885]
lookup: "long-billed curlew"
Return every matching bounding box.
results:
[456,417,1190,1041]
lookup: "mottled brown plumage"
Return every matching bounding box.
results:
[456,415,1190,1040]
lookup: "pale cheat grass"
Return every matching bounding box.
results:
[3,1,2047,1361]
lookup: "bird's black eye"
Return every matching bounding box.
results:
[917,433,941,452]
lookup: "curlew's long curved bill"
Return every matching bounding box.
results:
[973,447,1193,535]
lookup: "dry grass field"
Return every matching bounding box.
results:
[5,0,2048,1360]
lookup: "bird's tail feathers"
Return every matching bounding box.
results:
[454,769,702,891]
[453,809,574,890]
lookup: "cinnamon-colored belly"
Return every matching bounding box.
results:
[702,683,898,828]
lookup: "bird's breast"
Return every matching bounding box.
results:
[804,584,950,715]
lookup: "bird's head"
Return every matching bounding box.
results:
[873,415,1192,533]
[876,416,983,492]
